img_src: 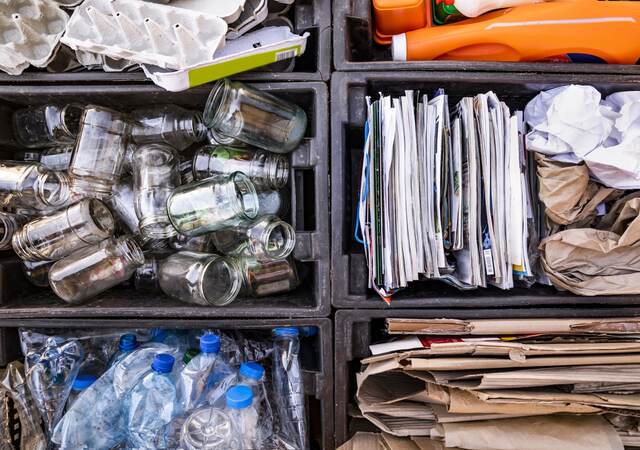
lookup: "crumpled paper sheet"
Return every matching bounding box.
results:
[540,196,640,296]
[525,85,640,189]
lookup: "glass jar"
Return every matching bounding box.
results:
[257,189,290,217]
[0,212,26,250]
[106,177,140,236]
[69,106,130,198]
[134,251,171,292]
[192,146,289,190]
[239,256,299,297]
[133,144,181,240]
[39,145,75,171]
[167,173,259,237]
[130,105,207,151]
[12,198,115,262]
[203,79,307,154]
[207,128,245,148]
[49,236,144,304]
[169,234,214,253]
[0,161,71,211]
[12,104,83,148]
[211,215,295,261]
[22,260,53,287]
[158,251,242,306]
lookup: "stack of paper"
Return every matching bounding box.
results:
[354,318,640,450]
[356,90,538,301]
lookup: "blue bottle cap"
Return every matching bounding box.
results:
[239,362,264,381]
[119,334,138,351]
[299,326,318,337]
[272,327,299,337]
[72,373,97,390]
[151,353,175,373]
[199,333,221,354]
[226,385,253,409]
[151,328,167,343]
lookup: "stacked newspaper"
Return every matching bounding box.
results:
[354,317,640,450]
[356,90,541,301]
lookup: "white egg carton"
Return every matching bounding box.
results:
[61,0,228,70]
[0,0,69,75]
[170,0,246,24]
[227,0,268,40]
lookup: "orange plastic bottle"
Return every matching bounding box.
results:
[373,0,431,44]
[393,0,640,64]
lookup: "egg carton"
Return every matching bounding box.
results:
[170,0,246,24]
[227,0,268,40]
[61,0,228,70]
[0,0,68,75]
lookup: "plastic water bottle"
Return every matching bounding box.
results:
[238,362,273,447]
[226,385,259,450]
[66,373,97,410]
[272,327,308,450]
[176,333,224,413]
[113,343,178,398]
[108,334,138,367]
[127,353,178,449]
[179,406,234,450]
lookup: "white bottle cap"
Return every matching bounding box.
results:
[391,34,407,61]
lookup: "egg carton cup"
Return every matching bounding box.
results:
[74,49,138,72]
[0,0,69,75]
[61,0,228,70]
[227,0,268,40]
[170,0,246,24]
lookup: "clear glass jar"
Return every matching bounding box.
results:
[192,145,289,190]
[0,161,71,211]
[207,128,245,148]
[211,215,295,261]
[22,260,53,287]
[49,236,144,304]
[130,105,207,151]
[133,144,181,240]
[106,177,140,236]
[12,198,115,262]
[69,106,130,198]
[239,256,299,297]
[0,212,26,250]
[167,173,259,237]
[257,189,290,217]
[158,251,242,306]
[134,251,171,292]
[203,79,307,154]
[12,104,83,148]
[39,145,75,171]
[169,234,214,253]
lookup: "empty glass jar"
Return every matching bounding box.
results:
[239,256,299,297]
[0,212,26,250]
[134,251,171,292]
[49,236,144,304]
[12,104,83,148]
[192,146,289,190]
[158,251,242,306]
[169,234,214,253]
[211,215,295,261]
[107,177,140,236]
[22,260,53,287]
[207,128,245,147]
[257,189,290,217]
[69,106,130,198]
[167,173,259,237]
[39,145,75,171]
[12,199,115,262]
[203,79,307,154]
[0,161,71,211]
[133,144,181,240]
[130,105,207,151]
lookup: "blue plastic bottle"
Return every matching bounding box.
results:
[127,354,178,449]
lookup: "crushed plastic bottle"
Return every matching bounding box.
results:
[108,334,139,367]
[66,373,97,410]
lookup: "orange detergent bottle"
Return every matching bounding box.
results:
[392,0,640,64]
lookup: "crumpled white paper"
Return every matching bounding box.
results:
[525,85,640,190]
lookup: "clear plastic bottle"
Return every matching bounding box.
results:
[180,406,234,450]
[39,144,75,171]
[12,198,115,262]
[69,105,130,198]
[0,212,26,250]
[158,251,242,307]
[192,145,289,190]
[167,172,259,237]
[203,79,307,154]
[130,105,207,151]
[225,385,259,450]
[239,255,300,297]
[258,189,290,217]
[133,143,181,240]
[0,161,71,211]
[271,327,307,450]
[48,236,144,304]
[126,353,178,449]
[12,103,83,148]
[176,333,224,413]
[211,215,296,261]
[238,362,273,448]
[66,374,97,410]
[21,259,53,287]
[108,334,139,367]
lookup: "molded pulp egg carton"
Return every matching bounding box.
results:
[61,0,228,70]
[0,0,68,75]
[170,0,246,24]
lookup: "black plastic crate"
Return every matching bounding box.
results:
[331,70,640,309]
[334,307,640,447]
[0,81,329,318]
[332,0,640,75]
[0,316,334,450]
[0,0,331,84]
